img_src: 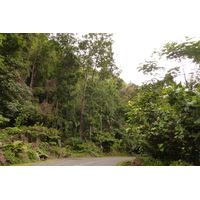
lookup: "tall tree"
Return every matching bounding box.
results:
[78,33,118,138]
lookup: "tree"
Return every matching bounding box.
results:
[0,34,33,124]
[160,37,200,88]
[0,33,130,159]
[77,33,119,139]
[126,38,200,165]
[51,33,81,134]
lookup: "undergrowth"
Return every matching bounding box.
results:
[0,126,132,165]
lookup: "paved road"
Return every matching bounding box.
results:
[32,157,135,166]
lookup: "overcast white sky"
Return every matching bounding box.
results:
[113,33,199,85]
[105,0,200,85]
[110,0,200,85]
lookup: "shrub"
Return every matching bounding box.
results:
[0,114,10,127]
[169,160,193,166]
[66,137,84,151]
[17,152,29,163]
[27,149,39,160]
[49,142,57,146]
[4,127,22,135]
[4,150,18,164]
[94,132,115,153]
[83,141,102,156]
[139,155,164,166]
[126,84,200,165]
[49,146,62,157]
[0,129,12,143]
[111,139,127,153]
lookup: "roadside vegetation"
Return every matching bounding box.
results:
[0,125,131,165]
[125,38,200,166]
[0,34,199,166]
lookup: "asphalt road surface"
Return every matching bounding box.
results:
[32,157,135,166]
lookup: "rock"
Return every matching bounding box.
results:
[36,150,49,160]
[0,150,6,165]
[39,154,49,160]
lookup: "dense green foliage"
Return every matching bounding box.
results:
[0,34,199,165]
[126,84,200,164]
[126,38,200,165]
[0,33,129,165]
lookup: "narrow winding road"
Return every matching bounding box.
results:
[32,157,135,166]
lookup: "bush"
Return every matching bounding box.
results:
[0,114,10,127]
[0,129,12,143]
[169,160,193,166]
[0,127,23,143]
[126,84,200,165]
[48,142,57,146]
[96,133,115,153]
[66,137,84,151]
[83,141,102,156]
[48,146,62,157]
[17,152,29,163]
[141,156,164,166]
[4,127,22,135]
[0,125,73,164]
[4,150,18,164]
[111,139,127,153]
[27,149,39,160]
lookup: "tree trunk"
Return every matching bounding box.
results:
[89,125,92,138]
[55,100,59,130]
[106,121,110,132]
[30,64,35,88]
[79,71,88,139]
[179,58,189,87]
[100,107,103,134]
[87,67,97,138]
[30,57,37,88]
